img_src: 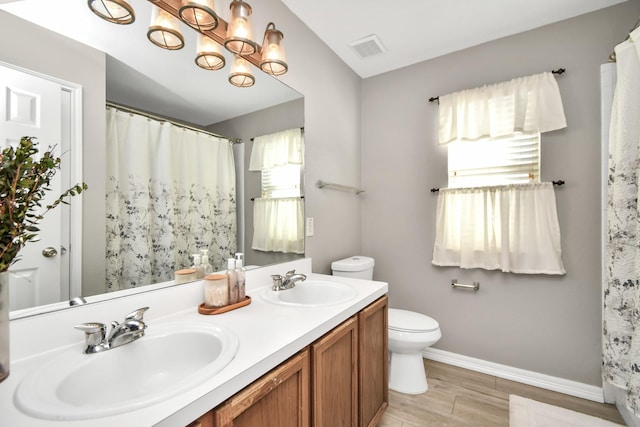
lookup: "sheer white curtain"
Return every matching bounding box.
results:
[438,71,566,144]
[603,26,640,417]
[252,197,304,254]
[105,107,236,291]
[432,183,565,275]
[250,128,304,254]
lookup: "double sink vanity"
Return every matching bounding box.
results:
[1,258,388,426]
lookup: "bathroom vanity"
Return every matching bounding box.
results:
[0,259,388,426]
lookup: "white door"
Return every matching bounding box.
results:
[0,65,64,310]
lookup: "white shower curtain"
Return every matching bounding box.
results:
[105,108,237,291]
[603,27,640,417]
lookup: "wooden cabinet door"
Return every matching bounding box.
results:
[358,296,388,427]
[311,316,358,427]
[188,411,214,427]
[213,349,310,427]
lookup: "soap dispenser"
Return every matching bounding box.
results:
[200,249,213,275]
[191,254,204,279]
[235,253,246,300]
[226,258,238,304]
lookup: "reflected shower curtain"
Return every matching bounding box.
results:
[105,108,236,291]
[603,27,640,416]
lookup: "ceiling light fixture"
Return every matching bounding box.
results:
[259,22,287,76]
[196,34,226,71]
[147,5,185,50]
[178,0,219,31]
[88,0,135,25]
[228,56,255,87]
[224,0,257,55]
[88,0,288,87]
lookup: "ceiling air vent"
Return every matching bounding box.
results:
[350,34,386,59]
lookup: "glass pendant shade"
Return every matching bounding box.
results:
[196,34,225,71]
[228,56,255,87]
[147,6,185,50]
[259,22,287,76]
[224,0,257,55]
[88,0,135,24]
[178,0,219,31]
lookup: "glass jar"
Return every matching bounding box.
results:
[204,274,229,307]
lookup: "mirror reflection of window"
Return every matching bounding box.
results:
[250,128,304,254]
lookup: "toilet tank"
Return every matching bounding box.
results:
[331,256,375,280]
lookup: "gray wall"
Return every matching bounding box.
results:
[360,2,640,386]
[0,11,106,297]
[210,98,305,267]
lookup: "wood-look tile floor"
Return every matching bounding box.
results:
[379,359,626,427]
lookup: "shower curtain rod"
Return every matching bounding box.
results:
[106,102,242,144]
[429,180,565,193]
[609,17,640,62]
[427,68,566,103]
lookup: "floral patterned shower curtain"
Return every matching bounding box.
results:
[105,107,237,291]
[603,27,640,416]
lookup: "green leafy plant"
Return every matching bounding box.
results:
[0,136,87,272]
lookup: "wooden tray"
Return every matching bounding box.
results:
[198,296,251,315]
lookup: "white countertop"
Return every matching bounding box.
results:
[0,258,388,426]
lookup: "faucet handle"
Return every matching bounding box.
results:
[285,270,296,277]
[74,322,106,346]
[124,307,149,321]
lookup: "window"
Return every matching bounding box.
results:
[261,164,302,198]
[447,133,540,188]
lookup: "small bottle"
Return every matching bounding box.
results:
[226,258,238,304]
[201,254,213,275]
[235,253,246,300]
[204,274,229,307]
[191,254,204,279]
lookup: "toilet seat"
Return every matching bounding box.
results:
[389,308,439,333]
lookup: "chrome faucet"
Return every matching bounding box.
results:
[271,270,307,291]
[75,307,149,354]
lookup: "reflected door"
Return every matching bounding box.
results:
[0,64,64,310]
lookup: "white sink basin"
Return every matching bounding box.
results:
[260,279,357,307]
[15,322,238,420]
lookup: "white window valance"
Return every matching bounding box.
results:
[438,71,567,145]
[249,128,303,170]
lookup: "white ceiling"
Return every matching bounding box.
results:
[281,0,628,78]
[0,0,629,126]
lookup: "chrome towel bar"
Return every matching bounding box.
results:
[451,279,480,291]
[316,180,365,194]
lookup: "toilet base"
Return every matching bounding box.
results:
[389,352,428,394]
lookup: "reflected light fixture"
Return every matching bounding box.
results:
[88,0,289,87]
[88,0,135,25]
[260,22,287,76]
[196,34,226,71]
[228,56,255,88]
[147,5,185,50]
[178,0,219,31]
[224,0,258,55]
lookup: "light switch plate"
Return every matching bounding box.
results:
[306,217,314,237]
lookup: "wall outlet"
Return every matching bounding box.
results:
[306,217,314,237]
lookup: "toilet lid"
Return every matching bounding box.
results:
[388,308,439,333]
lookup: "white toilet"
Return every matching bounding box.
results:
[331,256,442,395]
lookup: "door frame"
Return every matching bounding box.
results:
[0,60,84,300]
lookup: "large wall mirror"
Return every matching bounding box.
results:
[0,0,304,318]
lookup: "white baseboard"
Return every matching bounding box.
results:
[422,348,604,403]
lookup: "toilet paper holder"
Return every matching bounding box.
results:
[451,279,480,291]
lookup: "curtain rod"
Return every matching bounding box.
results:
[105,101,242,144]
[430,180,565,193]
[250,196,305,201]
[609,17,640,62]
[250,127,305,141]
[427,68,566,103]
